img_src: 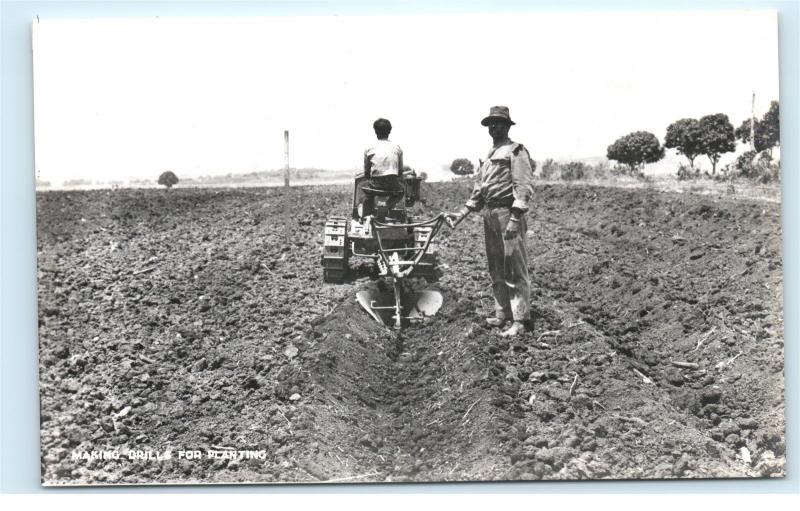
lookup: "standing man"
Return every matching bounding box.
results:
[364,118,404,194]
[445,106,535,337]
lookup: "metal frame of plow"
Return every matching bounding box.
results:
[359,214,445,329]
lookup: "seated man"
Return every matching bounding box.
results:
[363,118,404,196]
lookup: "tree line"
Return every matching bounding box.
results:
[449,100,780,180]
[607,100,779,177]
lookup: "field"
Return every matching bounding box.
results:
[36,180,785,484]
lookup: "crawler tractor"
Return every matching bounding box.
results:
[322,171,445,328]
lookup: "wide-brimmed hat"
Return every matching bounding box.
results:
[481,105,516,126]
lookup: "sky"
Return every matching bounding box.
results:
[32,10,779,185]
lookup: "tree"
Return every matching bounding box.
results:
[762,100,780,152]
[665,118,703,169]
[158,171,179,189]
[736,118,764,152]
[736,100,780,156]
[698,114,736,175]
[450,158,474,175]
[606,131,664,175]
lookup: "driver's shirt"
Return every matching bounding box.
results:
[364,139,403,178]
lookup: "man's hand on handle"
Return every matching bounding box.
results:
[445,207,470,229]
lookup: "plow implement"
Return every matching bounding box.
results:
[356,281,443,328]
[355,214,445,329]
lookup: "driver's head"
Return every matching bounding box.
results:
[373,118,392,140]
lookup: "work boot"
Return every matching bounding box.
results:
[501,321,527,337]
[485,313,510,328]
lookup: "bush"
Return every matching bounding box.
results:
[711,167,732,182]
[732,150,780,183]
[538,159,612,181]
[676,163,699,181]
[608,164,626,176]
[589,161,611,180]
[560,162,587,181]
[609,163,649,179]
[540,159,557,179]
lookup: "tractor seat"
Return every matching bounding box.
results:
[361,186,405,197]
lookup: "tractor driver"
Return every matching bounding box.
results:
[363,118,404,195]
[445,106,535,338]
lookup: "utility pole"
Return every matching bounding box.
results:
[750,91,756,152]
[284,130,290,188]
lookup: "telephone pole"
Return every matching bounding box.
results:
[750,91,756,152]
[284,130,290,188]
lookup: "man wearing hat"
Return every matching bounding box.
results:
[445,106,535,337]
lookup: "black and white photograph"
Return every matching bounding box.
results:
[33,10,785,485]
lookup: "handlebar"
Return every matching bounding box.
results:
[371,213,446,279]
[371,212,445,230]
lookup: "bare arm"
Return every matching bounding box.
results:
[397,147,404,176]
[364,149,372,178]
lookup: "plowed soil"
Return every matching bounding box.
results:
[36,180,785,485]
